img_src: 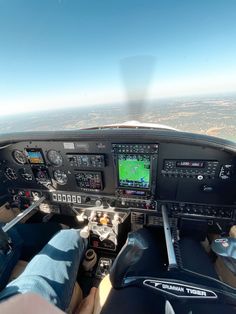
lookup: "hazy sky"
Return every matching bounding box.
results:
[0,0,236,115]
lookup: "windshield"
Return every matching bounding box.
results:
[0,1,236,140]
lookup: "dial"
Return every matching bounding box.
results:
[47,150,63,166]
[19,168,33,181]
[12,150,27,164]
[32,167,50,183]
[5,167,18,180]
[53,170,68,185]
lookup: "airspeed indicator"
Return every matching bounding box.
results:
[47,150,63,166]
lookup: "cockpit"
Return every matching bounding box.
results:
[0,127,236,313]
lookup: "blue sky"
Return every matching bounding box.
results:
[0,0,236,115]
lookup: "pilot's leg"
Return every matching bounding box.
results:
[0,222,64,291]
[0,229,87,311]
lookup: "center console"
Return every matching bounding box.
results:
[77,208,130,252]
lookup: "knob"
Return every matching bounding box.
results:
[197,175,204,180]
[114,214,120,222]
[80,226,90,238]
[89,211,96,221]
[76,213,87,222]
[112,214,120,226]
[100,214,109,225]
[95,199,103,207]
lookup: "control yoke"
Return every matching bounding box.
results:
[109,205,177,289]
[109,231,148,289]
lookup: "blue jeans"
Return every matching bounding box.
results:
[0,229,87,311]
[0,223,63,291]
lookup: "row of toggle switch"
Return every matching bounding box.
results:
[52,193,81,204]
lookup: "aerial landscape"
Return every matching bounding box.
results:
[0,93,236,142]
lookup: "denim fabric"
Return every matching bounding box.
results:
[0,223,63,292]
[0,229,87,311]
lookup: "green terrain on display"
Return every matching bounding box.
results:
[118,157,150,185]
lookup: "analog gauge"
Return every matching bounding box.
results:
[19,168,33,181]
[31,167,50,184]
[53,170,68,185]
[47,150,63,166]
[5,167,18,180]
[12,150,27,164]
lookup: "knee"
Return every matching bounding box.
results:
[57,229,88,250]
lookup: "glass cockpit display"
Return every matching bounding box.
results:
[118,154,151,189]
[26,149,44,164]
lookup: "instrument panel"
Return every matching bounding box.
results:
[0,135,236,221]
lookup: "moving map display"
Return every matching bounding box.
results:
[118,154,151,189]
